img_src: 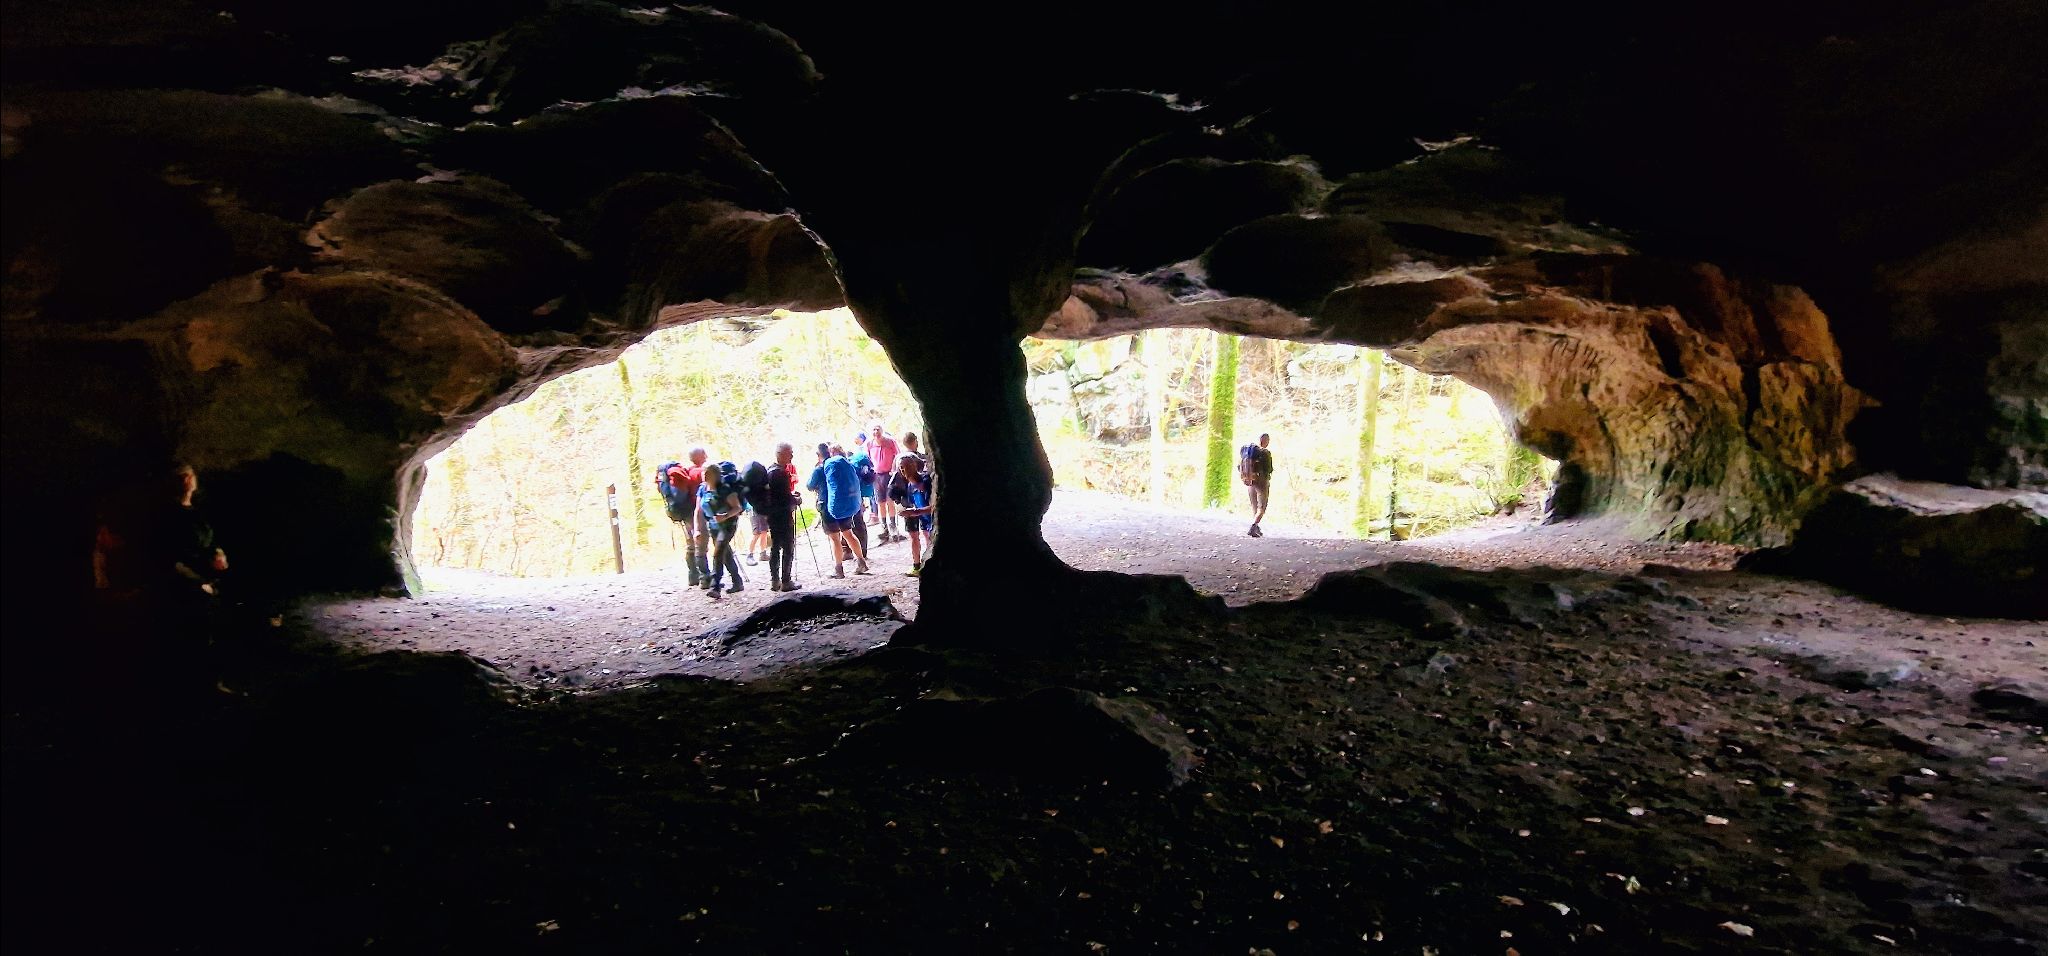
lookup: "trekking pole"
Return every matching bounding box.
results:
[798,506,823,577]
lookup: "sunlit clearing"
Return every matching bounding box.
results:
[413,309,920,579]
[1024,330,1553,539]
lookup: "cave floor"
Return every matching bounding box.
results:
[312,490,2037,700]
[7,494,2045,955]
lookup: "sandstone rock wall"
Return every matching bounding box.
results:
[2,72,836,601]
[3,0,2041,617]
[1043,256,1867,545]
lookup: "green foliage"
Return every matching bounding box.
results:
[1032,329,1547,540]
[1201,334,1240,508]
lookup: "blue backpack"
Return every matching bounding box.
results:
[656,461,693,521]
[700,461,741,519]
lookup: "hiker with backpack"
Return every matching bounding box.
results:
[655,447,710,587]
[848,437,878,555]
[1240,433,1274,537]
[698,460,746,599]
[807,442,869,578]
[742,460,771,567]
[761,443,803,591]
[887,453,934,576]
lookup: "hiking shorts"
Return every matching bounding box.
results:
[1247,480,1269,513]
[749,512,769,534]
[820,514,854,534]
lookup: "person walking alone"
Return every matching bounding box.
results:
[1240,432,1274,537]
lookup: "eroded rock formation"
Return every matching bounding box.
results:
[3,0,2043,624]
[1046,147,1869,544]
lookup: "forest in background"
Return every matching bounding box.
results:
[412,311,1548,578]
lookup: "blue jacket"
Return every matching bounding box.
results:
[819,455,863,520]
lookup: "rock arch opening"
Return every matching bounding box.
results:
[1021,328,1551,544]
[404,309,926,586]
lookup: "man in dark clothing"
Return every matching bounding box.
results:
[121,462,229,603]
[764,443,802,592]
[94,462,234,693]
[1243,432,1274,537]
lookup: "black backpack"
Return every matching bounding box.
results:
[741,460,772,512]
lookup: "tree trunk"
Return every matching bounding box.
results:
[617,356,651,548]
[1145,330,1167,506]
[443,448,469,564]
[1352,347,1383,538]
[1201,332,1241,509]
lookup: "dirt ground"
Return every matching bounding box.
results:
[7,491,2044,955]
[316,491,2041,698]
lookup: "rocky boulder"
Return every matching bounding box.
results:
[1971,680,2048,725]
[1748,475,2048,619]
[705,590,905,649]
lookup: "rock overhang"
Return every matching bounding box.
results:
[1,0,2041,617]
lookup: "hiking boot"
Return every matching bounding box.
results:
[781,579,799,591]
[855,561,871,575]
[699,577,712,589]
[708,586,724,601]
[831,567,846,579]
[905,563,921,577]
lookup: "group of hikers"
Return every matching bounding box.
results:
[655,423,935,599]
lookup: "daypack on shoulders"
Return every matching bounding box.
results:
[741,461,772,512]
[1238,444,1258,483]
[655,461,681,501]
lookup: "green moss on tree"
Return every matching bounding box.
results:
[618,357,651,549]
[1351,347,1384,537]
[1202,333,1240,508]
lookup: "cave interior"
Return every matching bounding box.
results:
[2,0,2045,953]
